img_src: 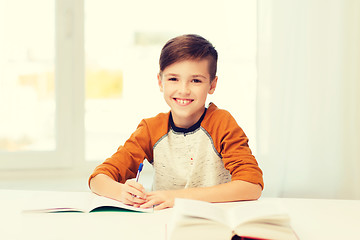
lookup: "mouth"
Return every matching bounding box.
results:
[173,98,194,106]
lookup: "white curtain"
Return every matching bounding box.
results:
[257,0,360,199]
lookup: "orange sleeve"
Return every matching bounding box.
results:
[88,112,170,187]
[204,106,264,189]
[88,119,153,185]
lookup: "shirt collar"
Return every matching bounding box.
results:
[169,108,207,134]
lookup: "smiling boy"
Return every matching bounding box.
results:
[89,34,263,210]
[159,58,216,129]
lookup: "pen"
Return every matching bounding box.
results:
[132,163,144,201]
[135,163,144,182]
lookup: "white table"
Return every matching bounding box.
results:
[1,189,359,240]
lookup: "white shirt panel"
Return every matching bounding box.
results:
[152,127,231,191]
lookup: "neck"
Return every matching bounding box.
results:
[170,108,207,131]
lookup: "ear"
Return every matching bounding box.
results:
[208,76,218,94]
[157,73,164,92]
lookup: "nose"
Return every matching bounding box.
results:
[179,81,191,95]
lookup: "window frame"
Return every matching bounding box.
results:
[0,0,86,171]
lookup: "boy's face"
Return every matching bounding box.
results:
[158,59,217,129]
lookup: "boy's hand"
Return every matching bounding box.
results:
[140,190,176,210]
[119,179,147,207]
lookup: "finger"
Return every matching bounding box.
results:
[123,193,136,205]
[132,196,147,204]
[144,191,158,201]
[140,198,159,209]
[130,189,147,200]
[123,192,147,206]
[122,185,146,200]
[142,192,161,205]
[126,180,146,193]
[139,200,154,209]
[154,202,170,210]
[125,183,146,199]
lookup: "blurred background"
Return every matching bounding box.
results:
[0,0,359,199]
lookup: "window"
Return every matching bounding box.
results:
[0,0,59,169]
[0,1,55,153]
[1,0,257,170]
[0,0,84,169]
[85,0,258,161]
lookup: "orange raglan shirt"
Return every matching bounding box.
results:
[89,103,263,190]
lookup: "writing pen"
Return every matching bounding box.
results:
[133,163,144,201]
[135,163,144,182]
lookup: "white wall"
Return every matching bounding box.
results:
[257,0,360,199]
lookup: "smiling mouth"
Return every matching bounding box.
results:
[174,98,193,105]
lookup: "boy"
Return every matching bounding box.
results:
[89,34,263,210]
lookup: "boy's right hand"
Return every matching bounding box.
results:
[119,179,147,207]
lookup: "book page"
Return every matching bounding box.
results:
[227,200,290,229]
[169,216,233,240]
[172,198,228,225]
[22,191,153,213]
[234,222,298,240]
[169,199,234,240]
[22,191,93,213]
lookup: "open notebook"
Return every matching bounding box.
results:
[22,191,153,213]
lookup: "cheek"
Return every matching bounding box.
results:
[162,84,175,95]
[196,88,210,99]
[161,87,172,100]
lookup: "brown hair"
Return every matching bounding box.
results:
[159,34,218,81]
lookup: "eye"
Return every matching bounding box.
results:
[192,79,202,83]
[168,77,177,81]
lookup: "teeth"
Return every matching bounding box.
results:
[176,99,191,105]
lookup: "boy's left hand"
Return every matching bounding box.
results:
[139,190,176,210]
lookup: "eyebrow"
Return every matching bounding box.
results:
[192,74,207,79]
[164,73,179,77]
[164,73,207,79]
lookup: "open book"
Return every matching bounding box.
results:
[22,191,153,213]
[168,198,298,240]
